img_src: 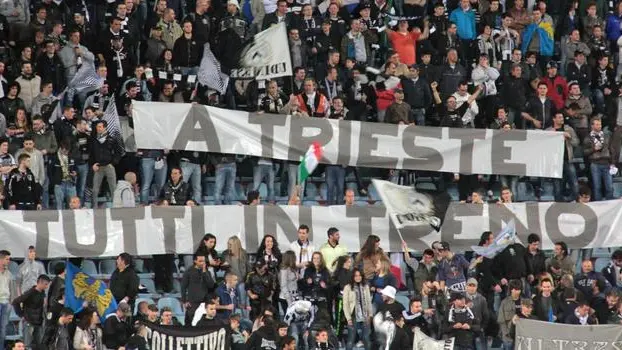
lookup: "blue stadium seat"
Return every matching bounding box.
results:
[139,278,158,296]
[99,259,117,276]
[367,184,380,201]
[8,261,19,278]
[592,248,613,259]
[594,257,609,273]
[302,200,320,206]
[395,294,410,310]
[158,297,184,316]
[614,182,622,198]
[305,183,318,199]
[346,182,358,192]
[80,260,98,276]
[415,182,437,191]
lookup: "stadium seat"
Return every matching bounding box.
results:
[8,261,19,278]
[395,294,410,310]
[134,258,154,279]
[99,259,117,276]
[182,255,194,271]
[139,278,158,297]
[614,182,622,198]
[415,182,437,191]
[305,183,318,199]
[5,320,21,341]
[158,297,184,316]
[134,297,155,315]
[594,257,610,272]
[367,184,380,201]
[80,260,98,276]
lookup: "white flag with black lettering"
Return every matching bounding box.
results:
[371,179,450,231]
[230,22,293,80]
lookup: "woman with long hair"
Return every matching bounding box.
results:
[257,234,282,309]
[303,252,330,306]
[332,255,353,338]
[279,250,299,314]
[257,234,282,274]
[370,258,397,308]
[73,308,103,350]
[221,236,250,317]
[355,234,387,280]
[196,233,221,280]
[343,268,372,350]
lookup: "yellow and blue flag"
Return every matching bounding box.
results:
[64,262,117,320]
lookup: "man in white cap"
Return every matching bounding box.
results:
[220,0,248,39]
[376,285,404,320]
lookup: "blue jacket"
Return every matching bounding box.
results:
[606,14,622,42]
[215,283,238,319]
[449,8,476,40]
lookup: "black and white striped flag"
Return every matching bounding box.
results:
[103,95,126,157]
[48,88,67,124]
[197,43,229,94]
[69,61,103,94]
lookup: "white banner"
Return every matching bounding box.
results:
[132,102,566,177]
[1,201,622,258]
[229,22,293,80]
[515,318,622,349]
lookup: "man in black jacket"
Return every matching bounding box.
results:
[109,253,139,307]
[181,253,215,325]
[42,307,73,350]
[103,303,133,350]
[401,64,432,125]
[90,120,119,208]
[525,234,547,291]
[6,153,42,210]
[443,293,480,349]
[12,274,50,349]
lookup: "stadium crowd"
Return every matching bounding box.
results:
[0,0,619,349]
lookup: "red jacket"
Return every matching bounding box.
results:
[542,75,568,111]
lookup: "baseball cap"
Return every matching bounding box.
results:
[439,241,450,251]
[118,302,132,316]
[546,61,558,69]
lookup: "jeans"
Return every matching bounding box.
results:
[180,161,202,204]
[502,341,513,350]
[590,163,613,201]
[288,163,305,201]
[0,303,9,348]
[215,163,236,204]
[76,163,89,205]
[592,88,606,113]
[253,163,275,202]
[290,321,309,350]
[236,282,249,319]
[508,108,521,128]
[411,108,426,125]
[54,181,77,210]
[92,164,117,208]
[325,165,345,205]
[553,162,579,202]
[141,158,168,204]
[346,322,371,350]
[24,321,43,349]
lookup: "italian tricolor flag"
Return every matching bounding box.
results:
[298,142,323,184]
